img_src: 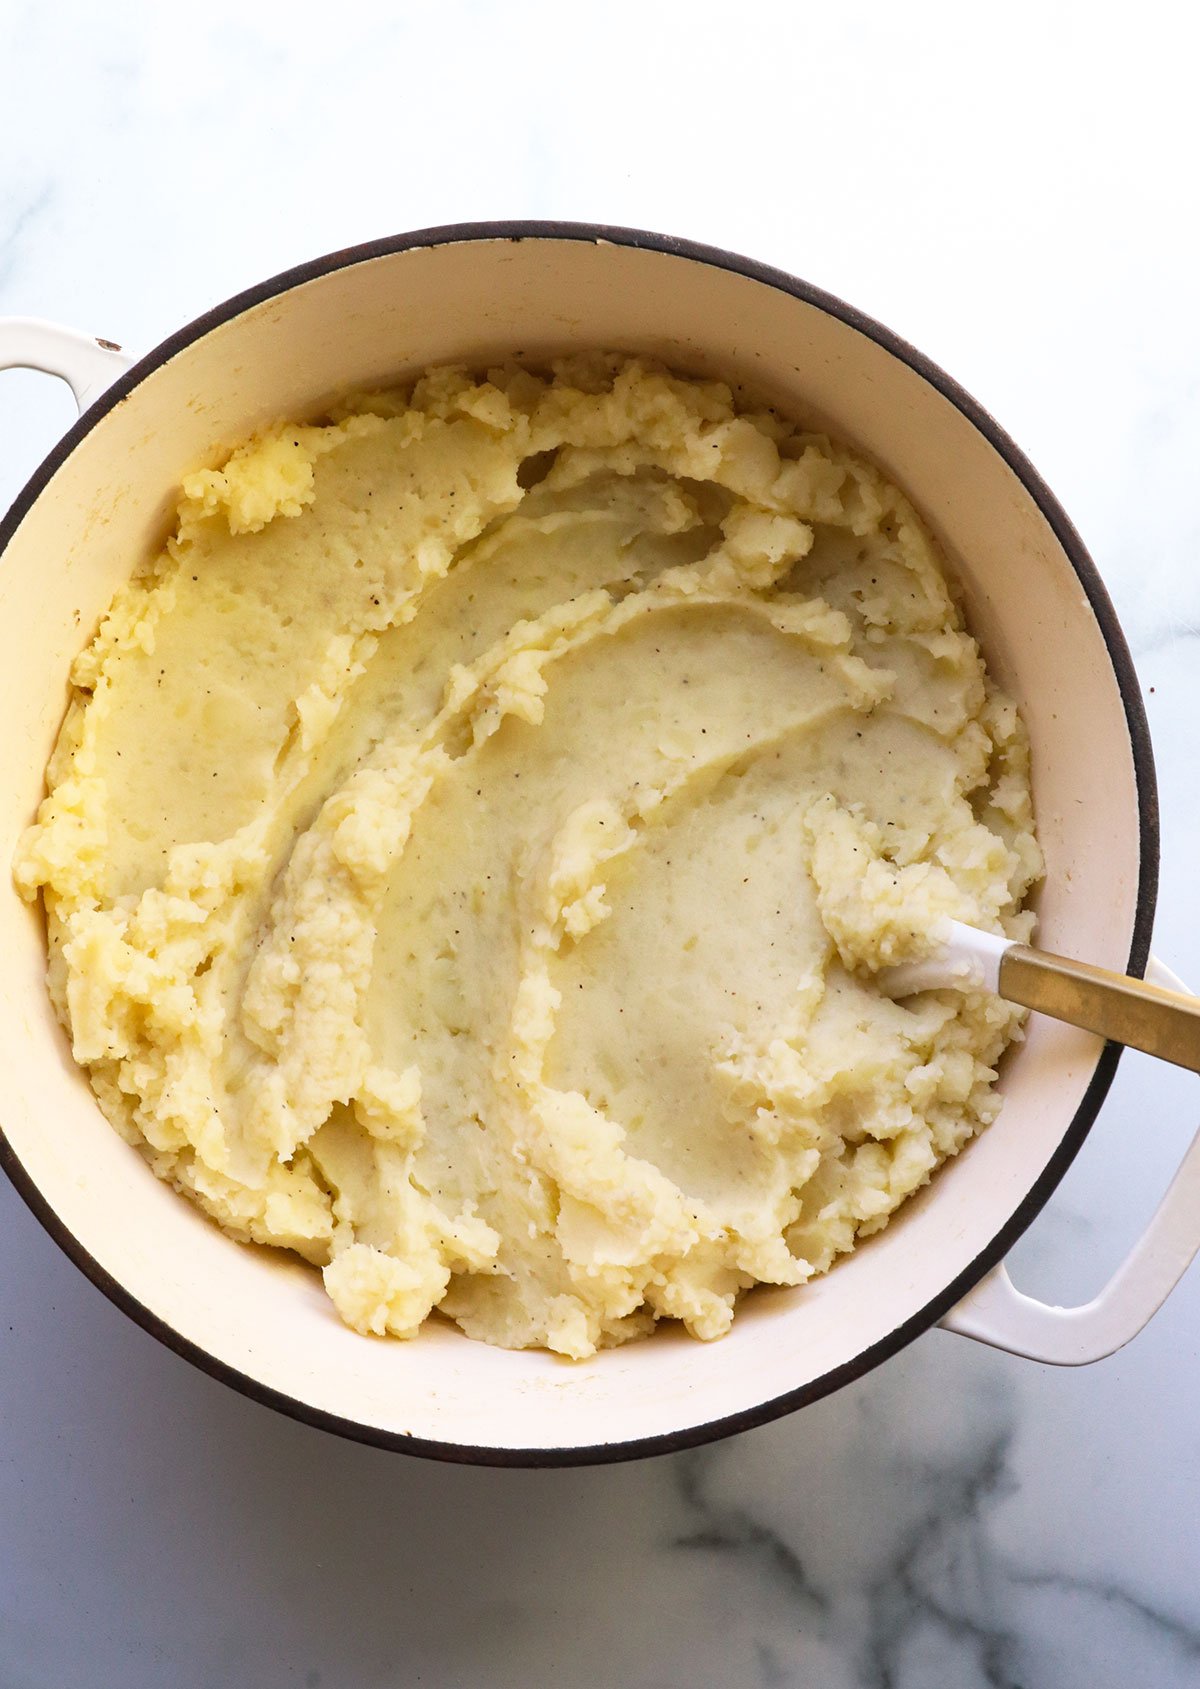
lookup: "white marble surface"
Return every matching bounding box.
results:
[3,3,1200,1684]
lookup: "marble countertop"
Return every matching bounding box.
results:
[3,4,1199,1685]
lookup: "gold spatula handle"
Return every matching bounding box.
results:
[1000,946,1200,1072]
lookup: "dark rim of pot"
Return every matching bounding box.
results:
[0,220,1160,1468]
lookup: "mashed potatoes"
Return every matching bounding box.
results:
[14,357,1041,1358]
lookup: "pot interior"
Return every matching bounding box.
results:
[0,232,1150,1457]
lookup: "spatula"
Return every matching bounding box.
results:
[878,920,1200,1073]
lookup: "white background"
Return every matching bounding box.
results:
[2,3,1199,1685]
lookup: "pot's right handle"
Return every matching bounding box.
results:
[0,317,133,413]
[941,955,1200,1364]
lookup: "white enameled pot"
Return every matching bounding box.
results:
[2,224,1197,1466]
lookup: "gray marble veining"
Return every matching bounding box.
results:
[2,4,1199,1686]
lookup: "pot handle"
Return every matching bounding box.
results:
[0,316,133,413]
[940,955,1200,1363]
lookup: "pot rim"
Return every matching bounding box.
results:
[0,219,1160,1467]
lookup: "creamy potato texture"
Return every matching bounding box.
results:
[16,358,1041,1358]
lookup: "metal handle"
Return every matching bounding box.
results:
[0,316,132,413]
[942,956,1200,1363]
[1001,944,1200,1072]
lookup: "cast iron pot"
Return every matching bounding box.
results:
[2,223,1194,1466]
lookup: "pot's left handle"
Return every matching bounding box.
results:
[0,317,133,414]
[940,955,1200,1364]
